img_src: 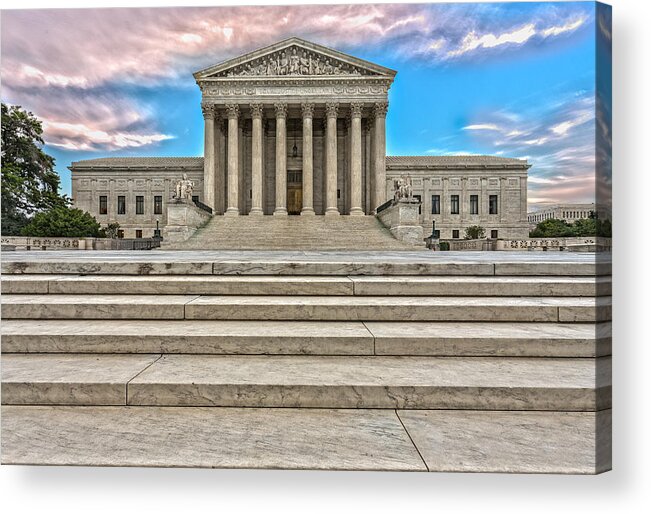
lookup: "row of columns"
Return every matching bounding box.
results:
[202,101,388,216]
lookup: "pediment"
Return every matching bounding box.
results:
[195,37,396,80]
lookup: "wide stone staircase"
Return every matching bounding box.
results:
[0,252,611,472]
[167,215,415,250]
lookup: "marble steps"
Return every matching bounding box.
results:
[0,294,611,322]
[0,319,612,357]
[1,257,610,276]
[171,215,412,250]
[0,274,611,296]
[1,353,611,411]
[0,405,611,473]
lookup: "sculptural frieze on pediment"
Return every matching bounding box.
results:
[212,46,375,78]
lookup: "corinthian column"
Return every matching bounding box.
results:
[249,103,264,216]
[372,101,388,213]
[201,103,215,211]
[273,103,288,216]
[225,104,240,216]
[349,102,364,216]
[325,102,339,216]
[301,103,315,215]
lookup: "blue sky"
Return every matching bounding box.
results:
[1,2,607,208]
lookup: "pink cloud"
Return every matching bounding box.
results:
[0,5,431,90]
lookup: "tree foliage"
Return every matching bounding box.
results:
[1,103,68,234]
[529,217,612,238]
[104,222,121,239]
[21,207,103,238]
[464,225,486,240]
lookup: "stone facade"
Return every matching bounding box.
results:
[386,156,530,239]
[70,158,203,239]
[527,203,609,226]
[70,37,531,240]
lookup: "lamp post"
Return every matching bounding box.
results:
[153,219,162,240]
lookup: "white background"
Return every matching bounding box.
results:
[1,0,649,512]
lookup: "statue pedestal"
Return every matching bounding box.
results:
[162,200,212,245]
[376,198,425,246]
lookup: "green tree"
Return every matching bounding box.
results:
[464,225,486,240]
[1,103,68,235]
[529,218,576,238]
[572,218,598,237]
[21,207,102,238]
[103,222,121,239]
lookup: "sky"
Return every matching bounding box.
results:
[0,1,608,210]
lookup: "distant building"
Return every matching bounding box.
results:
[527,203,608,225]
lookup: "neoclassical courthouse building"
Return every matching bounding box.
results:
[71,37,531,240]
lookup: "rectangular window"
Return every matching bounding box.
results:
[154,195,163,215]
[117,229,124,239]
[136,196,144,215]
[99,195,107,215]
[413,194,421,215]
[470,195,479,215]
[135,230,143,239]
[431,195,440,215]
[451,195,459,215]
[489,195,498,215]
[117,196,126,215]
[491,230,498,239]
[452,230,460,239]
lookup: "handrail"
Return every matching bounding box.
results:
[194,199,213,214]
[375,199,393,214]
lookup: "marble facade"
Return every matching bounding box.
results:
[70,37,531,240]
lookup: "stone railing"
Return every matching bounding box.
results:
[430,237,613,252]
[2,236,84,250]
[439,239,496,251]
[496,237,612,252]
[1,236,161,251]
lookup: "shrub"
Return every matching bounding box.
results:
[464,225,485,240]
[21,207,103,238]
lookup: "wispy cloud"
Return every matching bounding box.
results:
[447,23,537,58]
[463,124,501,131]
[452,91,596,208]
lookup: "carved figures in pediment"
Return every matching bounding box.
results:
[217,46,368,77]
[289,48,301,74]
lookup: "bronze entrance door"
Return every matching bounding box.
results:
[287,169,303,214]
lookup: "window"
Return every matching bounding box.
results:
[337,189,340,199]
[489,195,498,215]
[99,195,107,215]
[431,195,440,215]
[135,230,143,239]
[413,194,421,215]
[451,195,459,215]
[117,229,124,239]
[491,230,498,239]
[117,196,126,215]
[470,195,479,215]
[136,196,144,215]
[154,195,163,215]
[452,230,460,239]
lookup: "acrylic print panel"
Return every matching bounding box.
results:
[0,1,611,473]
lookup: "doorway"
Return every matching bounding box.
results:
[287,169,303,214]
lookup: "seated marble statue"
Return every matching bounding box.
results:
[174,173,195,202]
[393,174,413,202]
